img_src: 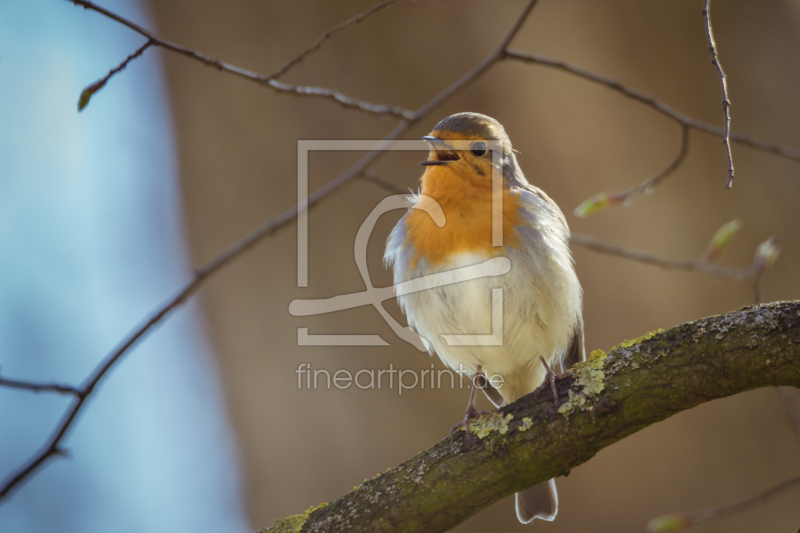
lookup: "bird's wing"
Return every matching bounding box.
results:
[515,184,585,371]
[383,211,411,277]
[561,315,586,372]
[519,183,569,227]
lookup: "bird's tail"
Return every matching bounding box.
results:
[515,479,558,524]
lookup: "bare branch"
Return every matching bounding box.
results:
[257,302,800,533]
[702,0,734,188]
[270,80,413,118]
[361,170,409,195]
[268,0,404,80]
[575,125,690,217]
[647,475,800,532]
[0,0,543,503]
[569,233,758,280]
[573,227,779,305]
[409,0,539,122]
[611,124,690,205]
[68,0,414,118]
[78,39,153,111]
[0,374,82,397]
[504,49,800,162]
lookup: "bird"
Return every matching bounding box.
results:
[384,112,584,524]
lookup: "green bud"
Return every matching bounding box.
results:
[703,219,742,262]
[755,235,780,268]
[573,193,622,218]
[646,514,691,532]
[77,80,105,112]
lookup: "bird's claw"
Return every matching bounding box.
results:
[451,405,490,444]
[534,356,571,410]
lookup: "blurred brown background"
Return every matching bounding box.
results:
[148,0,800,531]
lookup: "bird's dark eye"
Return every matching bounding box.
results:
[471,142,487,157]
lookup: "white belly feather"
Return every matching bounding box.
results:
[397,249,579,402]
[385,189,582,404]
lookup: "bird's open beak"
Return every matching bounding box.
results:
[420,136,459,166]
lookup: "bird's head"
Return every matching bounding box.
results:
[419,112,525,187]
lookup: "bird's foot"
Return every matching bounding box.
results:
[534,356,570,410]
[450,404,491,444]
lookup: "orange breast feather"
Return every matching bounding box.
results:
[405,165,523,266]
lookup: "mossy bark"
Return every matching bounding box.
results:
[259,301,800,533]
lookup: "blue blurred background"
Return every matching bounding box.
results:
[0,1,249,531]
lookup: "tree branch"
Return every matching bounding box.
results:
[504,49,800,163]
[647,475,800,532]
[569,233,756,280]
[0,374,83,397]
[260,301,800,533]
[68,0,414,118]
[574,125,690,217]
[267,0,404,80]
[77,39,153,111]
[702,0,734,188]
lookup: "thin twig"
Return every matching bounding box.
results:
[569,233,758,280]
[265,79,411,118]
[268,0,404,80]
[0,0,542,502]
[361,170,409,195]
[78,39,153,111]
[504,49,800,162]
[618,124,690,203]
[702,0,734,188]
[68,0,414,119]
[647,476,800,532]
[409,0,538,122]
[0,375,82,397]
[574,125,690,217]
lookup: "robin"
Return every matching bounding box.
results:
[384,112,584,524]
